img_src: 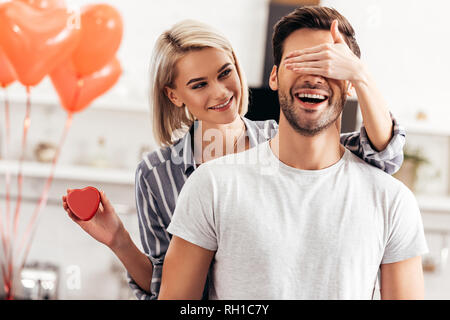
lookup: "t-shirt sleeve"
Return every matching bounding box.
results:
[381,186,429,264]
[166,165,218,251]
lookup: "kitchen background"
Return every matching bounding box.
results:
[0,0,449,299]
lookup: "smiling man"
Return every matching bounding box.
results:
[158,6,428,300]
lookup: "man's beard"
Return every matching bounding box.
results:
[278,82,347,137]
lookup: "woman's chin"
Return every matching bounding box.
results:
[207,106,240,125]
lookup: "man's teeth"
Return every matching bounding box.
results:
[296,93,327,100]
[210,97,231,109]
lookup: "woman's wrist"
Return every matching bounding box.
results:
[109,224,132,254]
[351,60,370,89]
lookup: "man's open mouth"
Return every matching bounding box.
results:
[295,93,329,105]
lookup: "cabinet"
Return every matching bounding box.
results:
[402,119,450,299]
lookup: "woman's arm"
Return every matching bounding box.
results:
[110,226,154,293]
[339,115,405,175]
[127,165,174,299]
[351,63,392,152]
[62,191,154,293]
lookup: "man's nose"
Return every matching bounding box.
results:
[300,74,327,85]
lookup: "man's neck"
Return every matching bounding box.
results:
[270,114,345,170]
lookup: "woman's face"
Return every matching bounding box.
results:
[165,47,242,125]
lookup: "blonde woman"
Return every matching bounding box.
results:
[62,19,406,299]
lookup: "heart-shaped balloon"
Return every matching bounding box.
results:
[72,4,123,77]
[0,47,16,88]
[67,186,100,221]
[0,1,81,86]
[15,0,66,10]
[50,57,122,114]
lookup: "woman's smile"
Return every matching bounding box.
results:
[208,96,233,112]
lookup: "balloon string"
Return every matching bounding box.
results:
[4,87,11,250]
[12,87,31,241]
[4,88,12,298]
[7,86,31,299]
[16,80,81,266]
[12,112,73,298]
[0,87,11,299]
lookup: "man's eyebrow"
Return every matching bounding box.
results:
[185,63,232,86]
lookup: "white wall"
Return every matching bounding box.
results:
[322,0,450,124]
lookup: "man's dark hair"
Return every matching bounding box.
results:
[272,6,361,67]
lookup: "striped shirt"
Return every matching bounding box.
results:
[127,116,406,299]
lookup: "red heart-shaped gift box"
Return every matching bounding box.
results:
[67,186,100,221]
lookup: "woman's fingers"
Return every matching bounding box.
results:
[286,60,327,70]
[99,190,114,213]
[331,20,345,45]
[62,194,81,222]
[285,43,331,59]
[291,67,328,77]
[67,210,82,223]
[284,51,330,64]
[286,58,330,77]
[62,196,68,208]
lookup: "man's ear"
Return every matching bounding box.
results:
[164,86,184,108]
[268,65,278,91]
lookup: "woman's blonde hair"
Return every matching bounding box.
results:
[149,19,249,146]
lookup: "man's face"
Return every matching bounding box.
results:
[269,28,348,136]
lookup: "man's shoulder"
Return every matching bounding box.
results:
[345,150,414,199]
[203,141,267,168]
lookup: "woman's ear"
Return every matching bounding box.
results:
[164,86,184,108]
[268,65,278,91]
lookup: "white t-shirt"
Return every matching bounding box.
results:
[167,141,429,299]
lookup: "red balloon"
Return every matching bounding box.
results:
[50,57,122,114]
[0,47,17,88]
[0,1,80,86]
[15,0,66,10]
[72,4,123,77]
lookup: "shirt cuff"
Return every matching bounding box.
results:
[126,254,164,300]
[359,113,406,162]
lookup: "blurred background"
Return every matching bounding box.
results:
[0,0,449,299]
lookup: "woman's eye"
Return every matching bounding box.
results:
[219,69,231,78]
[192,82,207,89]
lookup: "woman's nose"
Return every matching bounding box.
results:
[211,81,229,101]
